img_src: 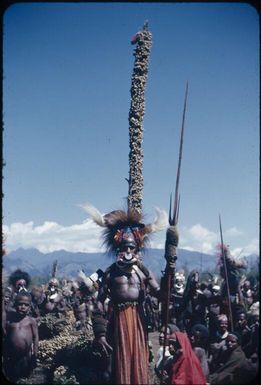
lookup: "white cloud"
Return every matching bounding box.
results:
[3,220,104,254]
[180,224,218,254]
[225,227,243,237]
[231,238,259,258]
[2,221,259,257]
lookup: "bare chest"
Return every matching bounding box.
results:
[108,267,146,302]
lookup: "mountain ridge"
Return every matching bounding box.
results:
[3,247,258,280]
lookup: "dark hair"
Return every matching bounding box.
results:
[160,323,180,334]
[191,323,209,339]
[14,292,32,303]
[235,308,247,318]
[168,323,180,333]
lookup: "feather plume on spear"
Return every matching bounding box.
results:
[51,260,58,278]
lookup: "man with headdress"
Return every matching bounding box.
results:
[217,244,247,322]
[82,204,169,384]
[171,271,185,328]
[181,270,208,333]
[4,269,31,318]
[42,277,66,315]
[8,269,31,296]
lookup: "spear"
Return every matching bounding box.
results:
[171,81,188,225]
[219,214,234,331]
[160,83,188,384]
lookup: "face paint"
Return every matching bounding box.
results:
[16,279,27,292]
[18,286,28,292]
[117,245,138,264]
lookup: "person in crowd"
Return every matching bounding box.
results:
[209,332,255,384]
[240,280,254,310]
[72,282,93,332]
[170,271,185,329]
[207,284,223,343]
[209,314,229,372]
[144,286,159,332]
[8,269,31,300]
[3,287,13,311]
[189,323,210,381]
[217,244,247,321]
[181,270,208,333]
[244,306,259,365]
[30,285,46,321]
[154,324,179,379]
[2,287,14,339]
[3,292,39,382]
[234,310,252,354]
[163,330,207,385]
[42,277,67,315]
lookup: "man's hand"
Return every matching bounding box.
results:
[166,255,177,270]
[31,354,37,368]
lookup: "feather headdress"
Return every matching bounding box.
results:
[8,269,31,288]
[216,244,247,270]
[80,202,168,255]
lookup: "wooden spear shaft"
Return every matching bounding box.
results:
[160,84,188,384]
[219,214,234,331]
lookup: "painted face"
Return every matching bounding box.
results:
[15,297,31,315]
[49,279,58,292]
[117,245,138,264]
[15,279,27,292]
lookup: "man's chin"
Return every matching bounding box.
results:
[118,257,137,266]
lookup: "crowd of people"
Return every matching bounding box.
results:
[2,209,259,384]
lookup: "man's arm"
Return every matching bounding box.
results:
[91,273,113,356]
[31,317,39,357]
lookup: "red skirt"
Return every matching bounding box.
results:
[111,303,149,384]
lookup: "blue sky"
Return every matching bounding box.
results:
[3,3,259,257]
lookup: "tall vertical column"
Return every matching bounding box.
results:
[128,21,152,214]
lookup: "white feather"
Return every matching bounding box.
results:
[78,270,92,287]
[150,207,168,233]
[79,202,106,227]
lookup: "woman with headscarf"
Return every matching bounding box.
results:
[166,331,207,385]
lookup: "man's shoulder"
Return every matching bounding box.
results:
[105,262,117,274]
[136,261,151,277]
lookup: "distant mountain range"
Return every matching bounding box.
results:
[2,247,259,280]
